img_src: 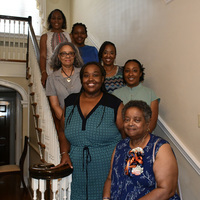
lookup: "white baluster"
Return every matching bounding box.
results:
[8,19,11,59]
[39,179,46,200]
[61,177,67,200]
[61,175,72,200]
[67,175,72,200]
[52,179,58,200]
[32,178,38,200]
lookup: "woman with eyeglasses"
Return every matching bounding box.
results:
[46,42,83,121]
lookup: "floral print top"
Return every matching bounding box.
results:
[110,134,180,200]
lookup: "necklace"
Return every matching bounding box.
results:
[105,65,116,75]
[62,67,74,82]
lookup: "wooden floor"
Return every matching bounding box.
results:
[0,174,32,200]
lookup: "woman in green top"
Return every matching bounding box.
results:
[113,59,159,132]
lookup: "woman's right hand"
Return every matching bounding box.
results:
[41,72,48,87]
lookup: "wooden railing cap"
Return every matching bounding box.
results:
[29,163,73,180]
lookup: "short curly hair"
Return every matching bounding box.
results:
[123,59,145,83]
[47,9,67,30]
[122,100,152,122]
[71,23,87,34]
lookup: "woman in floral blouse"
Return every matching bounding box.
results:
[103,100,180,200]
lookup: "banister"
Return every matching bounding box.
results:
[29,164,73,200]
[29,163,73,180]
[1,14,72,199]
[0,15,29,22]
[27,16,40,64]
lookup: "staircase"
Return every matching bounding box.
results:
[0,15,72,199]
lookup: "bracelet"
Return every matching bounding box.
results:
[41,70,46,74]
[60,152,67,157]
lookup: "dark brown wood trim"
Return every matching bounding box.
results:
[0,59,26,63]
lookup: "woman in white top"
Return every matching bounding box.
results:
[40,9,71,87]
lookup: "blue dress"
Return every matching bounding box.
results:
[111,134,180,200]
[78,45,99,64]
[64,92,122,200]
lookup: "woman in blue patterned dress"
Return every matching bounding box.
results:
[98,41,124,93]
[103,100,180,200]
[56,62,125,200]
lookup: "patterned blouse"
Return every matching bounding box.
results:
[105,66,124,93]
[110,134,180,200]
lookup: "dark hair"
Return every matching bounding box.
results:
[122,100,152,123]
[66,62,107,128]
[71,23,87,34]
[123,59,145,83]
[50,42,83,70]
[47,9,67,30]
[79,62,107,93]
[98,41,117,63]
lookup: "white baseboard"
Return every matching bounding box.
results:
[158,116,200,175]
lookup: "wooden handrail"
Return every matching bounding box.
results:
[29,163,73,180]
[1,17,70,196]
[0,59,26,63]
[0,15,30,22]
[0,15,40,77]
[27,16,40,64]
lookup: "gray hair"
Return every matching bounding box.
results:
[50,41,83,70]
[122,100,152,123]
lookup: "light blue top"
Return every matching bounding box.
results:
[112,83,160,106]
[78,45,99,64]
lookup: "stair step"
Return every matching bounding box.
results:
[35,127,42,133]
[31,102,37,106]
[33,114,39,118]
[27,74,31,79]
[38,142,46,149]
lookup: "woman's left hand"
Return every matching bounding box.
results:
[52,153,73,169]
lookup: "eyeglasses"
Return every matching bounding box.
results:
[59,51,75,58]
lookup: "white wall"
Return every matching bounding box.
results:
[70,0,200,156]
[69,0,200,199]
[46,0,71,32]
